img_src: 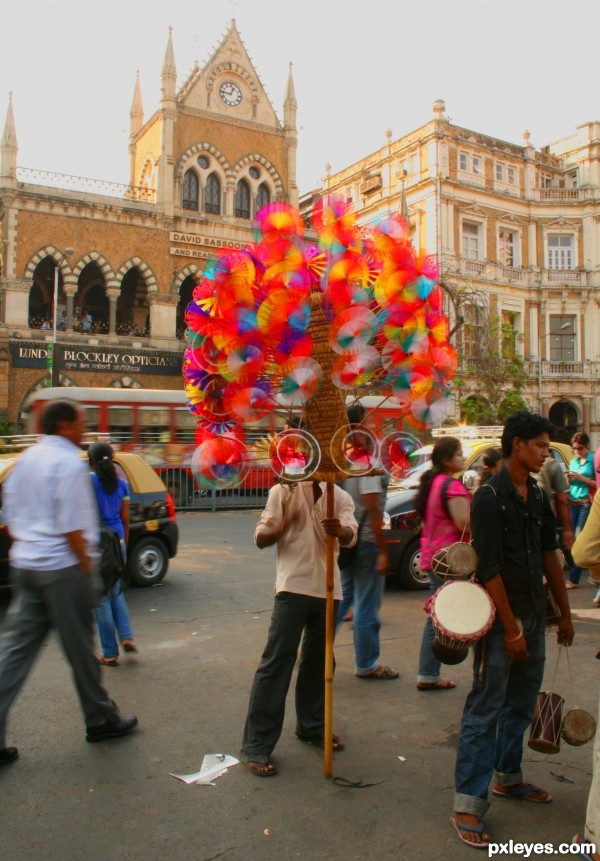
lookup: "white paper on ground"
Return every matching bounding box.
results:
[169,753,240,786]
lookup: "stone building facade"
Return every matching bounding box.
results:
[0,20,298,425]
[302,101,600,441]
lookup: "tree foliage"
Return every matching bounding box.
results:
[440,280,530,425]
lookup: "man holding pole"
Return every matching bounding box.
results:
[240,479,357,777]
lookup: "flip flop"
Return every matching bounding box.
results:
[296,732,345,751]
[492,783,552,803]
[358,665,399,680]
[417,680,456,691]
[241,755,278,777]
[450,816,490,849]
[571,834,596,861]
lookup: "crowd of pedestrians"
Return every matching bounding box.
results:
[0,401,597,858]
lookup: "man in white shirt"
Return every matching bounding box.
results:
[241,479,357,777]
[0,399,137,766]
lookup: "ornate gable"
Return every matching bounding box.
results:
[177,20,281,129]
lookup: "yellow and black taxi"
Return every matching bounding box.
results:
[0,444,178,589]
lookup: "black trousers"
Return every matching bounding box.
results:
[241,591,336,758]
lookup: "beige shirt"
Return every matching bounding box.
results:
[571,490,600,581]
[255,481,358,600]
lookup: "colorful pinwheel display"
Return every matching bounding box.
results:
[183,199,457,488]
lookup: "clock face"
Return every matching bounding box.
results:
[219,81,242,106]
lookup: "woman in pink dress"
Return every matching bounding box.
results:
[415,436,472,690]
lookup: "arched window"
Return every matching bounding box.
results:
[235,179,251,219]
[205,173,221,215]
[182,169,199,210]
[256,182,270,211]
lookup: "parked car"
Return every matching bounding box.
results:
[0,450,178,589]
[383,428,572,589]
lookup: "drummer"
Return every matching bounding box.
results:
[451,410,574,850]
[415,436,472,690]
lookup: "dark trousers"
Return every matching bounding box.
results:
[241,591,336,759]
[0,565,119,747]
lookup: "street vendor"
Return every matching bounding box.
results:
[240,479,357,777]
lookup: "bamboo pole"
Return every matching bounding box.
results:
[323,480,335,777]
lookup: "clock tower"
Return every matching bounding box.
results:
[129,19,298,217]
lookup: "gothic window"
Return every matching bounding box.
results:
[182,169,199,210]
[256,183,270,211]
[235,179,251,219]
[205,173,221,215]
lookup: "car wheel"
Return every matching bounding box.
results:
[128,536,168,586]
[398,541,428,590]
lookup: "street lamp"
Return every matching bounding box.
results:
[538,321,570,411]
[50,247,73,388]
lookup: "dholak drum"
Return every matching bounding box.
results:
[561,708,597,747]
[431,542,477,580]
[528,691,565,754]
[429,581,496,664]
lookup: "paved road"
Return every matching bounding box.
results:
[0,511,598,861]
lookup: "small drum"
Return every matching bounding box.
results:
[528,691,564,754]
[429,581,496,661]
[431,542,478,580]
[561,708,597,747]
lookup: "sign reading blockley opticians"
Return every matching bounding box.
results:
[169,231,243,259]
[11,343,182,376]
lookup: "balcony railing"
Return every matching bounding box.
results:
[539,188,580,201]
[544,270,583,284]
[443,256,593,289]
[16,167,156,203]
[524,360,600,379]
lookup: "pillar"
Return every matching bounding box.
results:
[107,288,120,336]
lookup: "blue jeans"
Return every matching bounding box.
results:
[242,592,336,758]
[336,541,384,675]
[94,583,134,659]
[417,570,446,683]
[454,612,546,817]
[569,501,591,584]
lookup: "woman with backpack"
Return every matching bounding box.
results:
[88,442,137,666]
[415,436,471,690]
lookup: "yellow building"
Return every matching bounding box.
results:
[0,20,297,424]
[302,100,600,440]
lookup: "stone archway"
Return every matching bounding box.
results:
[548,400,578,443]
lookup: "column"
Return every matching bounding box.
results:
[225,182,235,219]
[64,285,77,332]
[147,293,179,340]
[106,288,120,336]
[2,278,32,328]
[583,397,591,436]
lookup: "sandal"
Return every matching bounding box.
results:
[96,655,119,666]
[358,665,399,680]
[122,640,138,653]
[492,783,552,803]
[417,680,456,691]
[241,755,278,777]
[296,732,345,751]
[450,816,490,849]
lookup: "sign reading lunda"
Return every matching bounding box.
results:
[12,343,182,376]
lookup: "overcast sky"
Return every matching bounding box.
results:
[2,0,599,195]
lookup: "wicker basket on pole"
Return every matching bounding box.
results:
[302,292,349,778]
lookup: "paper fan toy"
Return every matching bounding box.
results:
[182,198,457,776]
[183,199,456,488]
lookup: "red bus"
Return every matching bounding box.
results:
[23,387,410,508]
